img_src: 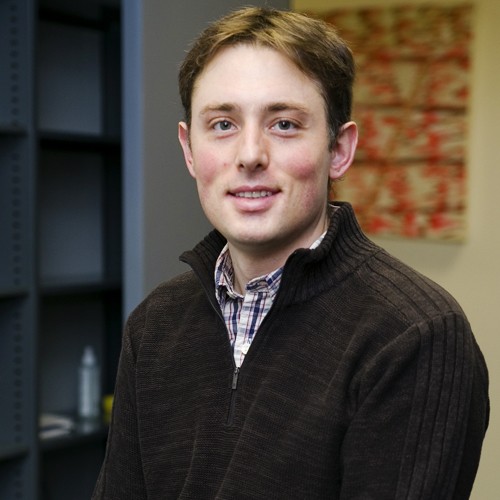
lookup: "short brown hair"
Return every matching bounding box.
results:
[178,7,355,146]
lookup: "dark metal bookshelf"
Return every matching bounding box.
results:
[0,0,123,498]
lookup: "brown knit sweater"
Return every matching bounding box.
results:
[93,203,489,499]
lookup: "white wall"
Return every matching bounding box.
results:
[292,0,499,498]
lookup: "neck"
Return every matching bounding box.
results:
[227,215,330,295]
[228,248,285,295]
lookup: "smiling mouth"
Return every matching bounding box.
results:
[233,190,274,199]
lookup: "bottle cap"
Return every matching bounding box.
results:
[82,346,96,365]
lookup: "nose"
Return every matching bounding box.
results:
[235,125,269,171]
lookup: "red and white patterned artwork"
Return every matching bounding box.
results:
[322,4,472,240]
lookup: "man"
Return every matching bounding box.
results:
[93,7,489,499]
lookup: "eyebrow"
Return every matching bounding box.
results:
[200,103,235,115]
[267,102,309,114]
[199,101,311,117]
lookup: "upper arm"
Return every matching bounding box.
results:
[340,313,489,499]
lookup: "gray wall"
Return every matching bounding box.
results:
[122,0,289,315]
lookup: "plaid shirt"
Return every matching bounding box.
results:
[215,233,326,368]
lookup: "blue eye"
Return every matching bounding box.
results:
[214,120,232,131]
[275,120,295,131]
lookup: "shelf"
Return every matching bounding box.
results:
[39,131,121,153]
[0,0,32,132]
[0,134,32,292]
[39,150,106,281]
[0,444,30,463]
[41,275,121,296]
[0,286,29,299]
[0,0,123,496]
[38,19,104,136]
[0,125,28,136]
[39,6,116,31]
[40,418,108,453]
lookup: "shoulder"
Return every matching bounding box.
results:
[358,248,466,327]
[329,247,476,371]
[346,250,486,397]
[147,270,204,304]
[125,270,206,336]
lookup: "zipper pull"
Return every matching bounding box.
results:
[232,367,240,390]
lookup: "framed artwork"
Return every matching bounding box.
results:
[321,4,473,241]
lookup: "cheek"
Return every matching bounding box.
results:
[284,149,329,185]
[191,149,221,185]
[282,150,331,206]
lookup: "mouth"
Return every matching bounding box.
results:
[233,190,274,199]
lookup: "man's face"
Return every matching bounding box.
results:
[179,44,356,262]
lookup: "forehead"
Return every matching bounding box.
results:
[191,44,325,111]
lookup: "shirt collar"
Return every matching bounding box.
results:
[215,230,327,300]
[215,246,284,300]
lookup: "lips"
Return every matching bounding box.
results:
[230,186,279,199]
[234,190,273,199]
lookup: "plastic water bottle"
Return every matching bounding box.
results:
[78,346,101,419]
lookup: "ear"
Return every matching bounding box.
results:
[178,121,196,178]
[329,121,358,180]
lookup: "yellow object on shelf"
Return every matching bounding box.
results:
[102,394,114,424]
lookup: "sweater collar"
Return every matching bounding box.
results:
[180,202,381,307]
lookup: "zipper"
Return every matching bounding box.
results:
[226,366,240,426]
[199,285,242,427]
[195,283,240,427]
[184,250,285,430]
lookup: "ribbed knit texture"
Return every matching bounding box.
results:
[92,202,489,500]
